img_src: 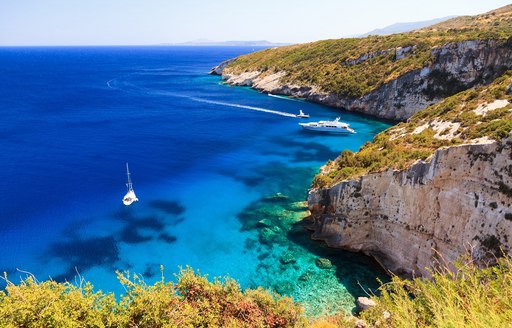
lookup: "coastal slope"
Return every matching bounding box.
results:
[211,5,512,120]
[308,74,512,276]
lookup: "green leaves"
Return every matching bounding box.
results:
[0,268,305,327]
[360,257,512,327]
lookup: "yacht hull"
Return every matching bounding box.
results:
[299,124,355,134]
[123,190,139,206]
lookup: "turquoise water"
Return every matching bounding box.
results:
[0,46,391,315]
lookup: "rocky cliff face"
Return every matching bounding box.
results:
[209,58,236,75]
[213,39,512,120]
[307,136,512,276]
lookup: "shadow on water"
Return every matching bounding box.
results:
[120,225,153,244]
[47,236,120,282]
[264,138,342,163]
[143,263,161,278]
[158,232,178,243]
[149,200,186,216]
[40,207,182,283]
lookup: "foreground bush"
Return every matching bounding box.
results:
[2,258,512,327]
[0,267,306,327]
[359,256,512,327]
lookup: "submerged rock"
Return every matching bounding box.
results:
[287,201,309,212]
[263,192,289,202]
[257,218,273,227]
[299,270,314,281]
[244,238,257,250]
[280,252,297,265]
[315,257,333,269]
[274,281,295,295]
[257,252,270,261]
[259,227,276,245]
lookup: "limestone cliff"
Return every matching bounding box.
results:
[307,136,512,276]
[213,39,512,121]
[305,73,512,276]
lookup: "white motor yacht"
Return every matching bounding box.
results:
[299,117,355,134]
[122,162,139,206]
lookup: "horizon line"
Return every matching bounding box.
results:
[0,44,294,47]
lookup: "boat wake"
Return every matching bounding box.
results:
[106,73,298,118]
[268,93,304,102]
[187,97,297,118]
[106,79,115,89]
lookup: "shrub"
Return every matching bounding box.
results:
[0,268,306,327]
[360,256,512,327]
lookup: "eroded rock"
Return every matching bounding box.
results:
[309,136,512,276]
[315,257,333,269]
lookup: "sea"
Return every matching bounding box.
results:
[0,46,392,315]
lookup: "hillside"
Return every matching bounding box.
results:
[313,72,512,187]
[214,5,512,120]
[307,72,512,280]
[224,5,512,98]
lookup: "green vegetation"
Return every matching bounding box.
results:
[225,5,512,98]
[0,268,305,327]
[2,257,512,327]
[313,74,512,188]
[358,256,512,328]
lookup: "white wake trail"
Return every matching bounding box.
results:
[106,79,115,89]
[106,75,297,118]
[188,96,297,118]
[268,93,304,102]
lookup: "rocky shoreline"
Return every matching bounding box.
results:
[211,39,512,121]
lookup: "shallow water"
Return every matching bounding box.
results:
[0,46,391,315]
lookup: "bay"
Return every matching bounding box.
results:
[0,46,391,315]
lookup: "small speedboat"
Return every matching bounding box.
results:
[296,110,310,118]
[299,117,355,134]
[122,162,139,206]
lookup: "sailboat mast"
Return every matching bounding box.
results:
[126,162,133,191]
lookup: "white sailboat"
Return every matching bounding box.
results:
[122,162,139,206]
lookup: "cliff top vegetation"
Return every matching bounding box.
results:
[313,73,512,188]
[224,5,512,99]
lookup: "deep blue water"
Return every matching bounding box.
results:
[0,46,391,314]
